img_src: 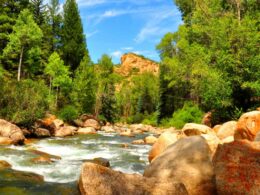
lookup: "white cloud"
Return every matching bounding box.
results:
[122,47,133,51]
[111,50,123,58]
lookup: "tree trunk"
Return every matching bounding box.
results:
[55,87,59,108]
[236,0,241,25]
[18,46,24,82]
[49,77,52,95]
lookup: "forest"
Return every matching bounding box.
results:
[0,0,259,129]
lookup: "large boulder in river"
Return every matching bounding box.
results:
[182,123,213,136]
[216,121,237,140]
[144,136,216,195]
[213,140,260,194]
[34,128,51,138]
[0,119,25,144]
[234,111,260,141]
[148,131,178,162]
[101,126,115,133]
[79,162,188,195]
[0,160,12,170]
[50,119,64,132]
[54,126,77,137]
[0,136,13,145]
[83,119,101,130]
[77,127,96,134]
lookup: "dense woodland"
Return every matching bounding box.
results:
[0,0,259,128]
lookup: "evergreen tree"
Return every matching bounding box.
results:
[62,0,86,71]
[3,9,43,81]
[48,0,62,51]
[30,0,46,26]
[71,52,97,114]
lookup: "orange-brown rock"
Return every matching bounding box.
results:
[120,131,135,137]
[0,119,25,144]
[0,136,13,145]
[31,156,53,164]
[50,119,64,132]
[144,136,216,195]
[114,53,159,77]
[29,149,61,160]
[41,114,57,127]
[216,121,237,140]
[235,111,260,141]
[182,123,213,136]
[148,131,178,162]
[77,127,96,134]
[144,135,158,144]
[213,140,260,194]
[54,126,77,137]
[79,162,188,195]
[201,134,221,155]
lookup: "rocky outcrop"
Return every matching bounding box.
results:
[115,53,159,77]
[84,158,110,168]
[0,119,25,144]
[235,111,260,141]
[144,136,216,195]
[216,121,237,140]
[79,163,188,195]
[182,123,213,136]
[213,140,260,194]
[202,112,212,127]
[148,131,179,162]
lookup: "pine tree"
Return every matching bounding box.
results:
[62,0,86,71]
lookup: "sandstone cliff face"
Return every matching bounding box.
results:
[115,53,159,77]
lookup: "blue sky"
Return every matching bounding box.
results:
[63,0,182,64]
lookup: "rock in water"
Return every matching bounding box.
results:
[0,119,25,144]
[54,126,77,137]
[235,111,260,141]
[0,160,12,170]
[0,136,13,145]
[144,135,158,144]
[148,131,178,162]
[79,162,188,195]
[213,140,260,195]
[34,128,51,138]
[216,121,237,140]
[144,136,216,195]
[77,127,96,134]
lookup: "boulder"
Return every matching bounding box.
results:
[213,140,260,194]
[148,131,178,162]
[54,126,77,137]
[40,114,57,127]
[144,136,216,195]
[235,111,260,141]
[101,126,115,133]
[255,131,260,142]
[34,128,51,138]
[120,131,135,137]
[182,123,213,136]
[213,125,221,133]
[202,112,212,127]
[0,137,13,145]
[0,119,25,144]
[50,119,64,132]
[83,119,101,130]
[132,139,145,145]
[79,163,188,195]
[77,127,96,135]
[84,158,110,168]
[201,134,221,155]
[29,149,61,160]
[144,135,158,145]
[221,136,234,143]
[216,121,237,140]
[0,160,12,170]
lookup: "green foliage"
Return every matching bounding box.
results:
[62,0,86,70]
[161,102,204,129]
[0,79,50,126]
[58,105,79,122]
[142,112,158,126]
[71,53,97,114]
[3,9,43,80]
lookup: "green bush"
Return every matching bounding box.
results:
[58,105,79,122]
[142,112,158,126]
[161,102,204,129]
[0,79,51,127]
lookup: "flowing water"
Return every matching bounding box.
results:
[0,132,152,194]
